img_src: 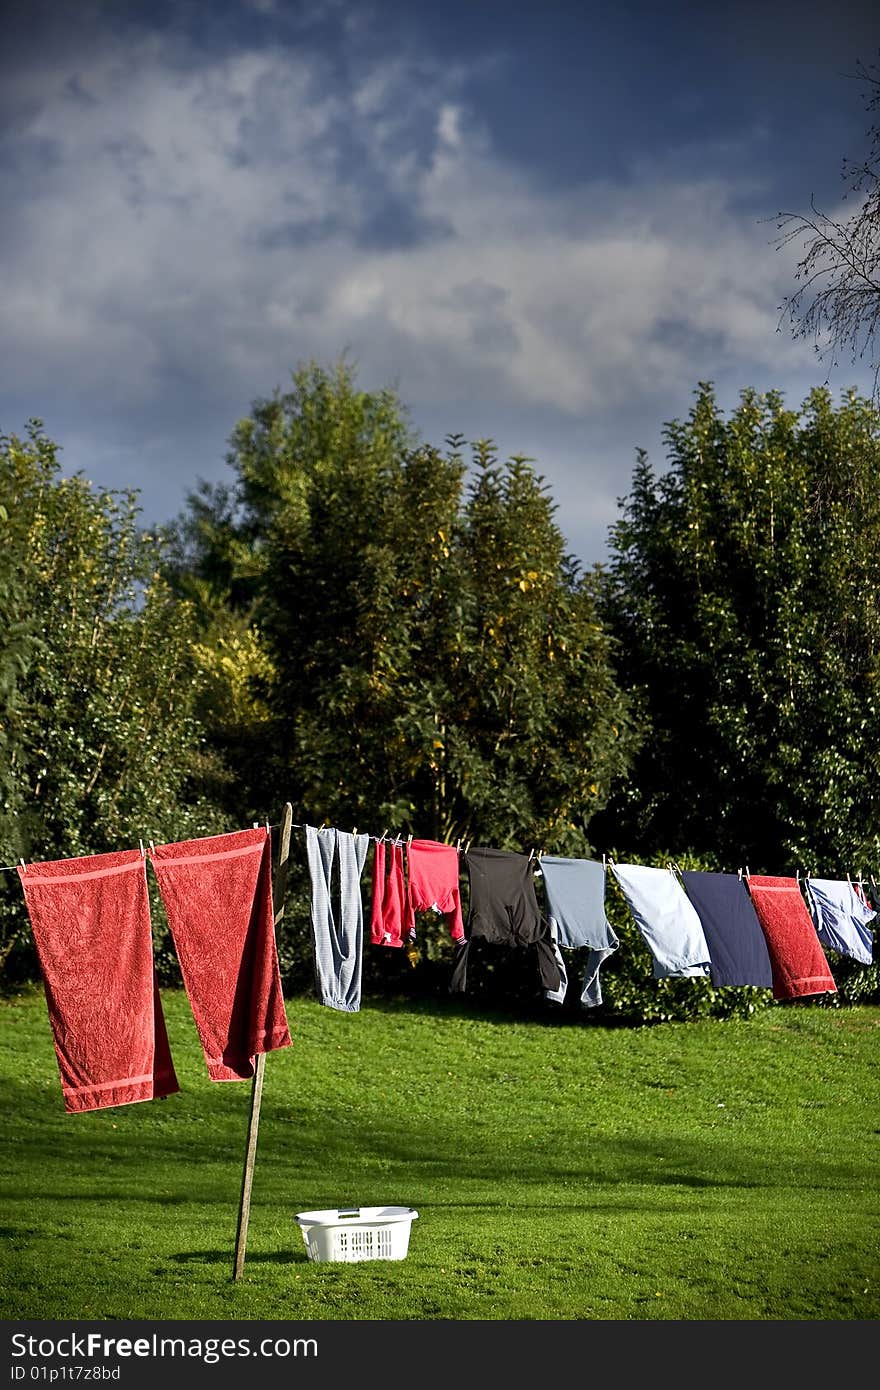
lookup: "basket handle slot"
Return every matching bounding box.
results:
[337,1207,360,1218]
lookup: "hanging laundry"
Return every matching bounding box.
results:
[804,877,875,966]
[610,863,712,978]
[369,838,408,947]
[150,827,291,1080]
[449,846,561,996]
[545,915,569,1005]
[679,870,773,988]
[539,855,619,1007]
[405,838,465,942]
[305,825,370,1011]
[745,875,837,1001]
[18,849,179,1114]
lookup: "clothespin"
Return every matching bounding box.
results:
[379,828,389,844]
[139,839,145,857]
[253,822,259,830]
[455,837,461,852]
[407,833,413,845]
[149,841,155,853]
[464,838,472,854]
[745,865,750,880]
[352,826,358,837]
[18,859,26,873]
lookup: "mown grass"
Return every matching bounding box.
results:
[1,985,878,1321]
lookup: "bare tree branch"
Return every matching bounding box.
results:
[772,54,880,402]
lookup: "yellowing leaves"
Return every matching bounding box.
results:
[192,625,275,724]
[517,571,540,592]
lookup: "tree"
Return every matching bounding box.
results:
[0,422,223,981]
[595,381,880,877]
[774,54,880,403]
[170,359,640,851]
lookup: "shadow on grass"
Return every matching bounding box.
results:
[0,1120,852,1199]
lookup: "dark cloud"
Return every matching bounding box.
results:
[1,0,878,567]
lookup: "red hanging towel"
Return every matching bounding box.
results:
[746,874,837,1001]
[18,849,179,1114]
[405,838,465,942]
[149,827,292,1080]
[370,839,407,947]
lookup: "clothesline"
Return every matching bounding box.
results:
[5,806,878,978]
[10,818,877,1122]
[3,834,877,880]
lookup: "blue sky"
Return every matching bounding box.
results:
[2,0,879,565]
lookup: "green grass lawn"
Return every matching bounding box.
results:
[1,985,878,1321]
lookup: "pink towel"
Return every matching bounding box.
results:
[149,827,292,1080]
[747,875,837,1001]
[405,838,465,941]
[18,849,179,1114]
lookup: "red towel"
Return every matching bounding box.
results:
[149,827,292,1080]
[18,849,179,1114]
[370,840,407,947]
[747,875,837,1001]
[405,838,465,941]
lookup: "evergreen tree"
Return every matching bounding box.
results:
[596,383,880,875]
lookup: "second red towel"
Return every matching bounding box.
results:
[150,827,292,1080]
[747,874,837,1001]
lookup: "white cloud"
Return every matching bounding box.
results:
[2,29,816,404]
[437,103,464,149]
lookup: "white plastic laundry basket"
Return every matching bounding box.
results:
[294,1205,418,1263]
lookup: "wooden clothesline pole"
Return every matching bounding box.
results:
[233,801,294,1281]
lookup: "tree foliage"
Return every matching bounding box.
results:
[169,360,640,859]
[595,382,880,879]
[0,422,222,980]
